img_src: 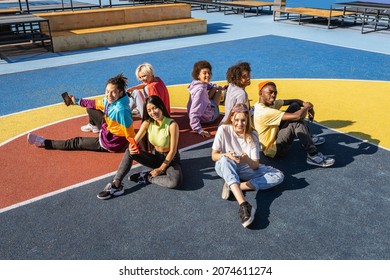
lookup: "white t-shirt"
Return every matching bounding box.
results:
[212,124,259,161]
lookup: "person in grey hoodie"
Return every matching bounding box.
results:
[219,61,252,125]
[187,60,226,138]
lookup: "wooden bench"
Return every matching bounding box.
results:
[36,4,206,52]
[0,8,20,15]
[173,0,273,17]
[222,1,273,17]
[332,1,390,33]
[0,14,53,59]
[273,7,358,28]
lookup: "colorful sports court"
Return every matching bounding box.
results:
[1,0,390,277]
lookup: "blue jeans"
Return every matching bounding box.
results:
[215,156,284,191]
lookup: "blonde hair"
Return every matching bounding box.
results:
[135,63,155,81]
[223,103,255,143]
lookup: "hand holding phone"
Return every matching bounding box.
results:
[61,92,74,106]
[232,153,241,159]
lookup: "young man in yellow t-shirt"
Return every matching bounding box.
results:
[253,81,335,167]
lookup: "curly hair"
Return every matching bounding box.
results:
[191,60,212,80]
[226,62,251,85]
[107,73,128,94]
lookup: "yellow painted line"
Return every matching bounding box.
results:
[1,79,389,149]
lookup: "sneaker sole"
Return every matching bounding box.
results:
[306,159,335,167]
[221,183,230,200]
[313,140,325,146]
[97,194,111,200]
[97,190,124,200]
[81,129,100,133]
[242,207,256,228]
[113,190,124,196]
[27,134,33,145]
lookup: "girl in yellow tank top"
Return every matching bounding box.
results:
[97,95,182,200]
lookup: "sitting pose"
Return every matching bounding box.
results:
[212,103,284,228]
[27,73,135,152]
[187,60,225,138]
[126,62,171,118]
[97,95,182,200]
[220,61,252,124]
[254,81,335,167]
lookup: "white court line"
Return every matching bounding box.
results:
[0,109,214,214]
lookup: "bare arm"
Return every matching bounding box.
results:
[211,150,259,170]
[128,121,149,154]
[281,100,313,122]
[126,83,145,94]
[149,121,179,177]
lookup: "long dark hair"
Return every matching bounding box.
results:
[142,95,170,122]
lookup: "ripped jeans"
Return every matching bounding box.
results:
[215,156,284,191]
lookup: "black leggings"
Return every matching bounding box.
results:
[44,137,107,152]
[114,148,182,189]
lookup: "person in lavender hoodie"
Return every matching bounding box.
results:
[187,60,227,138]
[27,73,136,152]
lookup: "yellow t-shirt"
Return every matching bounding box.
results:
[148,116,173,150]
[253,100,284,158]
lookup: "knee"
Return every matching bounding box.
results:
[271,170,284,186]
[157,176,181,189]
[290,102,301,111]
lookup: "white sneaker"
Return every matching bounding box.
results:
[307,152,335,167]
[221,183,231,200]
[312,134,325,146]
[132,108,140,116]
[80,123,99,133]
[27,133,45,147]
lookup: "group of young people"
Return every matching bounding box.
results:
[27,61,335,228]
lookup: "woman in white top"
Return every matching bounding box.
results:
[212,103,284,228]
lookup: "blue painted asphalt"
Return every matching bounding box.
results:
[1,35,390,116]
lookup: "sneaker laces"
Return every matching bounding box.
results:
[103,183,113,192]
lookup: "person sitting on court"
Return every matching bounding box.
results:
[212,103,284,228]
[27,73,135,152]
[126,62,171,118]
[97,95,182,200]
[220,61,252,124]
[187,60,226,138]
[253,80,335,167]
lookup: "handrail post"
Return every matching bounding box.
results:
[273,0,286,17]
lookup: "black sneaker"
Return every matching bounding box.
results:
[97,182,124,200]
[129,170,150,184]
[239,201,255,228]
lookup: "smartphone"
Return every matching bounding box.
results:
[61,92,73,106]
[233,153,241,159]
[129,138,140,154]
